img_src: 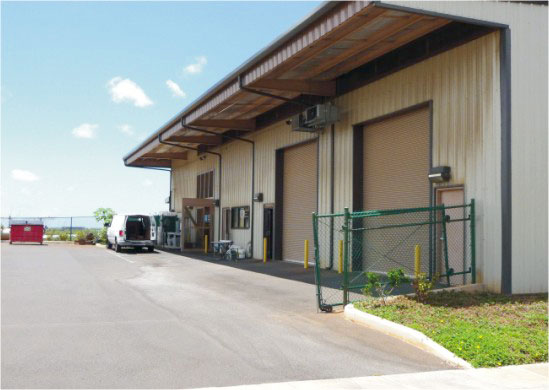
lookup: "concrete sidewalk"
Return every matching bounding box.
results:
[201,363,548,390]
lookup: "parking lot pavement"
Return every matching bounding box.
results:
[1,243,452,388]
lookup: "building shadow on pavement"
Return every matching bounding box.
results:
[159,248,327,286]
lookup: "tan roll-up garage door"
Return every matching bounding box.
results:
[359,106,430,274]
[363,107,430,210]
[283,140,317,262]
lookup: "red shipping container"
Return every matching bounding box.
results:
[10,220,44,244]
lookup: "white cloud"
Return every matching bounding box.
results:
[142,179,153,187]
[166,79,186,98]
[12,169,39,182]
[118,124,134,136]
[72,123,98,139]
[183,56,207,75]
[66,186,75,192]
[107,77,153,107]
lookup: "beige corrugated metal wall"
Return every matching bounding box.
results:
[172,156,220,245]
[282,140,318,262]
[172,157,218,213]
[250,122,321,259]
[172,32,513,292]
[219,142,253,248]
[333,32,501,290]
[363,107,430,210]
[390,0,548,296]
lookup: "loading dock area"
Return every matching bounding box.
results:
[123,1,547,294]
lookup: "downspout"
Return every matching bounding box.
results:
[237,74,312,259]
[329,124,335,270]
[182,120,256,258]
[158,133,223,243]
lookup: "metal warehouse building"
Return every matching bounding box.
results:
[124,1,548,294]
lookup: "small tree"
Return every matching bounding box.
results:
[363,268,409,305]
[94,208,115,244]
[94,208,115,225]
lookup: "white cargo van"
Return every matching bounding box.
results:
[106,214,156,252]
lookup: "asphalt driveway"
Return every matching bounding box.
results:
[1,243,451,388]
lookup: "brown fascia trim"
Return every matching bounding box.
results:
[122,1,381,164]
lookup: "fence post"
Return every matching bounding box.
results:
[414,245,421,278]
[470,199,476,284]
[338,240,343,274]
[263,237,267,263]
[204,234,208,254]
[343,207,350,306]
[304,240,309,269]
[312,212,323,310]
[441,206,451,285]
[429,205,434,281]
[70,217,73,241]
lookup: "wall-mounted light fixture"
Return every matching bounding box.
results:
[253,193,263,202]
[213,199,220,207]
[429,166,451,183]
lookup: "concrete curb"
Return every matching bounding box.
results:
[344,303,474,369]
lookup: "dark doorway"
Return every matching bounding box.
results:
[263,206,274,260]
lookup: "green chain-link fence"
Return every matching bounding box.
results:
[313,201,476,312]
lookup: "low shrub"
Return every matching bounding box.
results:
[363,268,409,305]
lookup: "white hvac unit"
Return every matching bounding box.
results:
[291,104,339,132]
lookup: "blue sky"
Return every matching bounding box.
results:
[1,1,321,218]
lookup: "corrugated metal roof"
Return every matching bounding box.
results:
[124,1,452,166]
[123,1,340,162]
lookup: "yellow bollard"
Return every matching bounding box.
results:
[338,240,343,274]
[263,237,267,263]
[304,240,309,269]
[414,244,421,278]
[204,235,208,254]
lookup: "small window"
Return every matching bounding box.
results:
[230,206,250,229]
[196,171,214,199]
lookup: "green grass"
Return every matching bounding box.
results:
[354,291,548,368]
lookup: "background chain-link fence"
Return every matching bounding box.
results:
[313,201,476,311]
[1,216,103,241]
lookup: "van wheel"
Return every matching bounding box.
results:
[147,246,154,253]
[115,240,122,253]
[107,241,112,249]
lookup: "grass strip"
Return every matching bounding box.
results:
[354,291,548,368]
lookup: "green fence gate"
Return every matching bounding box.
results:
[312,201,476,312]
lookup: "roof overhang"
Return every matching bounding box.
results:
[125,1,456,167]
